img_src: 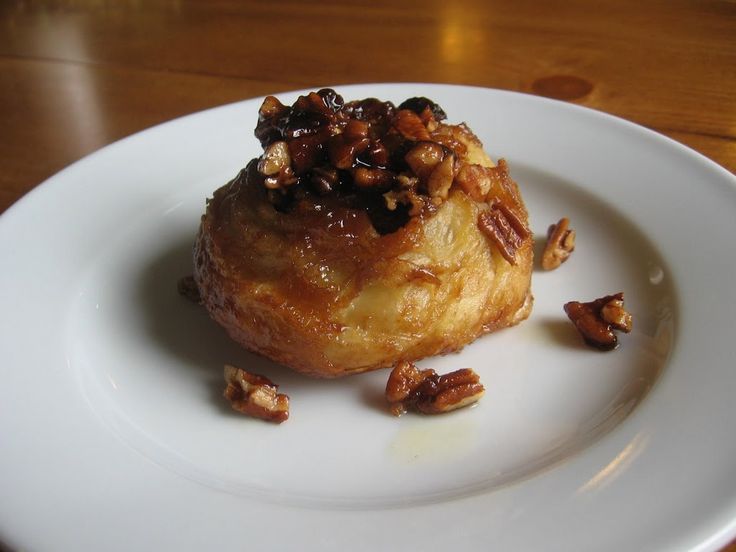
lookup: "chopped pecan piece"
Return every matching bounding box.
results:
[310,165,339,194]
[383,187,425,215]
[366,140,389,166]
[397,97,447,121]
[223,365,290,423]
[393,109,432,141]
[420,106,440,132]
[404,141,445,182]
[426,154,455,200]
[177,275,201,303]
[454,163,492,201]
[477,202,530,265]
[353,167,394,190]
[328,133,369,169]
[258,95,287,120]
[263,166,297,190]
[600,295,633,332]
[343,119,370,141]
[385,360,485,416]
[258,141,292,176]
[564,292,633,351]
[542,217,576,270]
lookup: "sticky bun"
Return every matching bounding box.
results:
[194,89,533,377]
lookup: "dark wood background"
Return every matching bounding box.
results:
[1,0,734,214]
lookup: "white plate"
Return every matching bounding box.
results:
[1,83,735,551]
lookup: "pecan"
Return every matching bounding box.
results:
[454,163,492,201]
[383,187,425,215]
[353,167,394,190]
[343,119,370,141]
[404,141,445,181]
[327,133,369,169]
[418,106,434,125]
[177,275,201,303]
[429,124,468,160]
[310,165,339,194]
[393,109,432,141]
[419,106,440,132]
[477,202,530,265]
[258,141,291,176]
[397,97,447,121]
[385,360,485,416]
[255,96,289,147]
[366,140,389,166]
[303,91,335,115]
[223,365,289,423]
[426,153,455,200]
[600,295,633,332]
[564,292,633,351]
[541,217,575,270]
[288,133,326,174]
[258,95,287,120]
[395,173,419,190]
[263,165,297,190]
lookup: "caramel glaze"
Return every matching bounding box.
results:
[194,89,534,377]
[200,159,432,331]
[253,90,449,231]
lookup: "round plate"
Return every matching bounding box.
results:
[1,83,735,551]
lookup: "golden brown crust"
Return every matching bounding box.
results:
[195,174,532,378]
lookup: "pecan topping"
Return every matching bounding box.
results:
[366,140,389,166]
[397,97,447,122]
[310,165,339,194]
[564,292,633,351]
[454,163,492,201]
[385,360,485,416]
[328,133,369,169]
[383,183,425,215]
[177,275,201,303]
[257,140,299,190]
[541,217,575,270]
[223,365,290,423]
[393,109,432,141]
[404,141,445,182]
[258,95,286,118]
[263,166,297,190]
[426,153,456,200]
[600,296,633,332]
[258,141,291,176]
[419,106,440,132]
[250,89,525,236]
[353,167,394,190]
[343,118,370,141]
[477,202,530,265]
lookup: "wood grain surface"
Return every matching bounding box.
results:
[1,0,734,214]
[0,1,734,550]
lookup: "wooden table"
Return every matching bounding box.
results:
[0,1,734,550]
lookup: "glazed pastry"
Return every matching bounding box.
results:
[194,89,533,377]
